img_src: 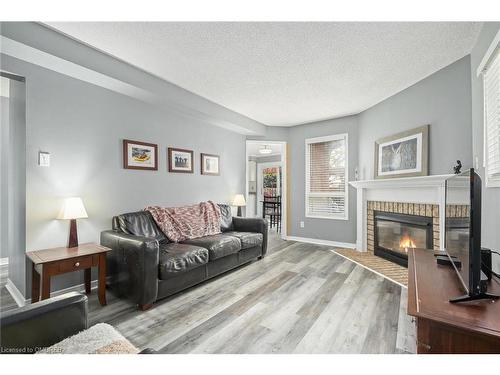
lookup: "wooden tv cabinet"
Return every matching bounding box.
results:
[408,248,500,353]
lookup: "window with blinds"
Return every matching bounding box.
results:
[483,47,500,187]
[305,134,348,219]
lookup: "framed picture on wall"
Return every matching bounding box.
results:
[374,125,429,179]
[123,139,158,170]
[201,153,220,176]
[168,147,194,173]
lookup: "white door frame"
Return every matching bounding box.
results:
[256,161,283,218]
[245,140,287,238]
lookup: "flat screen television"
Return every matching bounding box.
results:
[444,168,498,302]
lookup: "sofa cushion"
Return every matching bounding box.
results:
[224,231,263,250]
[114,211,167,241]
[182,234,241,260]
[159,242,209,279]
[218,204,233,232]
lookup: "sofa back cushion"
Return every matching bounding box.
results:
[218,204,233,232]
[113,211,167,241]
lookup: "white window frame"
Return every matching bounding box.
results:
[305,133,349,220]
[477,29,500,188]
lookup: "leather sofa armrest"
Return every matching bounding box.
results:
[232,217,269,256]
[100,230,159,307]
[0,292,88,353]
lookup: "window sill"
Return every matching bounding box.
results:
[305,214,349,221]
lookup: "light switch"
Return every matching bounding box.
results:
[39,151,50,167]
[300,221,305,228]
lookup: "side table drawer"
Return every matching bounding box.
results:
[58,255,94,273]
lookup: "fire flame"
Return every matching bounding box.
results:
[399,233,416,250]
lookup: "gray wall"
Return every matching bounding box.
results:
[1,54,246,297]
[287,116,359,244]
[0,96,9,259]
[5,78,27,293]
[358,56,473,180]
[470,22,500,272]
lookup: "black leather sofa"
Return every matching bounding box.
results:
[0,292,88,353]
[100,204,268,310]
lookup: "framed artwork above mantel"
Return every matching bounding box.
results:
[374,125,429,179]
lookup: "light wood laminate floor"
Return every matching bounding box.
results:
[0,232,416,353]
[86,231,417,353]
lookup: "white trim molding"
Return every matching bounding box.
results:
[349,174,453,252]
[286,236,356,249]
[6,278,100,306]
[476,28,500,77]
[245,140,288,239]
[305,133,349,221]
[477,30,500,188]
[6,279,26,307]
[349,174,453,190]
[47,279,99,301]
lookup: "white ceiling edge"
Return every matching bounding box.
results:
[0,35,266,136]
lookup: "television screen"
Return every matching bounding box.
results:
[445,170,472,294]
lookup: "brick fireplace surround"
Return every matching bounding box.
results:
[350,175,469,253]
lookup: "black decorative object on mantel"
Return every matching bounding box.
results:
[453,160,462,174]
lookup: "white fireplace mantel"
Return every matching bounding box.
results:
[349,174,453,252]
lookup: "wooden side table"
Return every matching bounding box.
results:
[27,243,111,306]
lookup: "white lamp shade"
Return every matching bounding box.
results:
[57,197,88,220]
[232,194,246,207]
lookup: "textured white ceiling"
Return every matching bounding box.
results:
[45,22,482,126]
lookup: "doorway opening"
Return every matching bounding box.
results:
[245,140,287,239]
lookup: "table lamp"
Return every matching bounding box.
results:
[57,197,88,248]
[232,194,246,217]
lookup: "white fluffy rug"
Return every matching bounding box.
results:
[37,323,139,354]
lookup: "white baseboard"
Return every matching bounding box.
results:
[6,279,26,307]
[49,279,99,300]
[0,257,8,266]
[6,278,100,306]
[285,236,356,249]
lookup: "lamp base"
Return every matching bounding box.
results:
[68,219,79,248]
[237,206,242,217]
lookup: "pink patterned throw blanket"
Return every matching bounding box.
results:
[145,201,222,242]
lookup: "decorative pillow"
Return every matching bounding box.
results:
[218,203,233,232]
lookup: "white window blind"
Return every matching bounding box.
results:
[483,47,500,187]
[305,134,348,220]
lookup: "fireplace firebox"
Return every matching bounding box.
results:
[374,211,433,267]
